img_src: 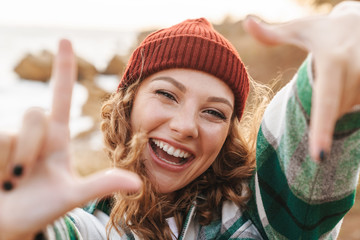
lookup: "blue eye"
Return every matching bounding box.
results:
[204,109,227,120]
[156,90,177,102]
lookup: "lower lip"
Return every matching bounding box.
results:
[147,142,193,172]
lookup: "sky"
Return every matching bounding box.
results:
[0,0,311,31]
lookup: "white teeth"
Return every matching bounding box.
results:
[152,139,191,159]
[173,149,180,157]
[168,146,175,155]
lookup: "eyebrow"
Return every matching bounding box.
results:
[207,96,233,110]
[151,76,186,92]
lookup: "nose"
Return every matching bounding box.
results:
[169,105,199,139]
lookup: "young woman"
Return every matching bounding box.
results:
[1,1,359,239]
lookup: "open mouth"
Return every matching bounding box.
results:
[150,139,194,166]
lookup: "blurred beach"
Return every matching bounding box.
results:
[0,25,136,136]
[0,0,310,136]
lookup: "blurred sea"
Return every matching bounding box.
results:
[0,25,136,136]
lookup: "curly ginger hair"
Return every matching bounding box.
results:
[100,75,270,240]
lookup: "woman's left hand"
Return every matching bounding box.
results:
[243,1,360,162]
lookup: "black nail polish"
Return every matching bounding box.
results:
[3,181,13,191]
[34,232,45,240]
[319,150,325,161]
[13,165,24,177]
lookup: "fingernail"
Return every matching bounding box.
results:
[34,232,45,240]
[319,150,325,161]
[13,165,24,177]
[3,181,13,191]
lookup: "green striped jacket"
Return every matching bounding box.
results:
[44,57,360,239]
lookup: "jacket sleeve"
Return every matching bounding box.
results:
[42,208,109,240]
[248,56,360,240]
[42,200,118,240]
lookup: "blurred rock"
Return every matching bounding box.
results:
[71,133,110,176]
[102,54,126,75]
[14,50,98,82]
[80,79,109,124]
[14,50,54,82]
[71,74,111,176]
[77,56,98,81]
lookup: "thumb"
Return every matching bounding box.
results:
[71,169,142,205]
[243,15,313,50]
[243,15,282,45]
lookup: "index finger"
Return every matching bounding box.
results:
[50,39,77,125]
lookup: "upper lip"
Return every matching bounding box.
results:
[150,137,196,157]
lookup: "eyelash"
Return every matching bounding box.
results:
[204,109,227,120]
[156,90,177,102]
[155,90,227,121]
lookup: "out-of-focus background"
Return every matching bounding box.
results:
[0,0,358,238]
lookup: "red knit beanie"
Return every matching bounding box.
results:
[119,18,249,119]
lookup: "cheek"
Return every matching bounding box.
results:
[202,125,229,157]
[131,98,170,133]
[193,125,229,178]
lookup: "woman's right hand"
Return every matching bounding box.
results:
[0,39,142,240]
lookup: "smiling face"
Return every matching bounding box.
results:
[130,68,234,193]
